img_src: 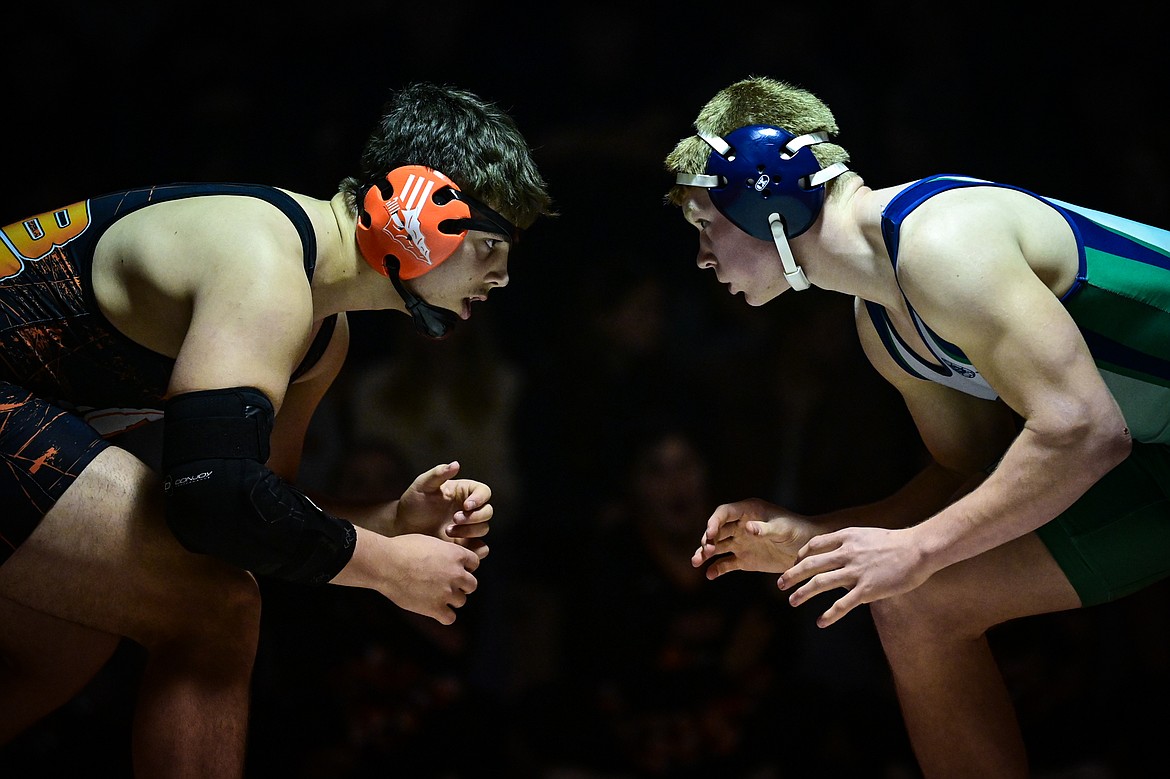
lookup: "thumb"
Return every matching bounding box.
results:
[412,461,460,493]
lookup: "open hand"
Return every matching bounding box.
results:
[781,525,931,627]
[395,461,493,559]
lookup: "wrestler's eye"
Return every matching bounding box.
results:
[484,238,503,252]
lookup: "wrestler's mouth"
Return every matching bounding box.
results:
[461,293,488,320]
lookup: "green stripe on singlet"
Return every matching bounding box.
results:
[1064,246,1170,443]
[1067,249,1170,364]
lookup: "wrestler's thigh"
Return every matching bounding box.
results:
[0,445,256,644]
[0,594,120,673]
[876,532,1082,636]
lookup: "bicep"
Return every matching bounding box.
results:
[167,269,313,409]
[902,238,1119,444]
[969,282,1115,437]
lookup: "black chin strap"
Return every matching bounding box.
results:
[384,257,459,339]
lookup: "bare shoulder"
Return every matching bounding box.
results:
[105,191,324,275]
[94,191,324,358]
[894,186,1077,308]
[899,186,1074,262]
[865,181,920,214]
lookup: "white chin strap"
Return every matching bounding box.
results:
[768,213,810,291]
[764,161,848,292]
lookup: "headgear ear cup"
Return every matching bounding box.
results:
[701,125,846,240]
[356,166,472,279]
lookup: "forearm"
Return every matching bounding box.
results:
[910,423,1131,572]
[328,526,383,589]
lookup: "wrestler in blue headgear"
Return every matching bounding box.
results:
[674,124,849,291]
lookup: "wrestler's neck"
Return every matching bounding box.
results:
[305,193,391,319]
[795,176,896,300]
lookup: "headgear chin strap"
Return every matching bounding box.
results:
[676,124,849,292]
[356,165,520,339]
[385,256,460,340]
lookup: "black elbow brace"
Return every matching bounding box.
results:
[161,387,355,584]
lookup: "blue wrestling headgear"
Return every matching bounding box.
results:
[675,124,849,291]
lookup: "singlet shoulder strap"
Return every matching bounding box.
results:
[291,315,338,381]
[868,175,1001,400]
[880,175,989,264]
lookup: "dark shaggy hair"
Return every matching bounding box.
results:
[339,82,554,229]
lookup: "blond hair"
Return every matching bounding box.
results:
[664,76,851,206]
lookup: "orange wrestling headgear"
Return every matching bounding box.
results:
[356,165,518,280]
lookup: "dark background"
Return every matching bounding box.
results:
[2,3,1169,777]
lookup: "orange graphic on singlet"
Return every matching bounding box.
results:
[27,447,59,474]
[1,201,91,280]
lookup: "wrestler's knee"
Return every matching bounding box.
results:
[870,576,986,648]
[187,565,262,645]
[138,564,262,664]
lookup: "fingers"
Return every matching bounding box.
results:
[784,566,850,607]
[459,539,490,560]
[427,561,479,625]
[411,461,462,493]
[778,543,862,627]
[778,553,833,599]
[451,499,493,532]
[795,528,850,564]
[693,511,743,565]
[692,536,727,567]
[701,507,739,545]
[446,479,493,539]
[692,513,758,569]
[693,515,758,563]
[691,538,717,566]
[784,532,843,583]
[408,462,492,508]
[464,541,488,562]
[702,556,742,580]
[690,546,707,568]
[455,480,492,513]
[448,500,492,552]
[815,591,862,628]
[692,500,748,561]
[458,546,482,573]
